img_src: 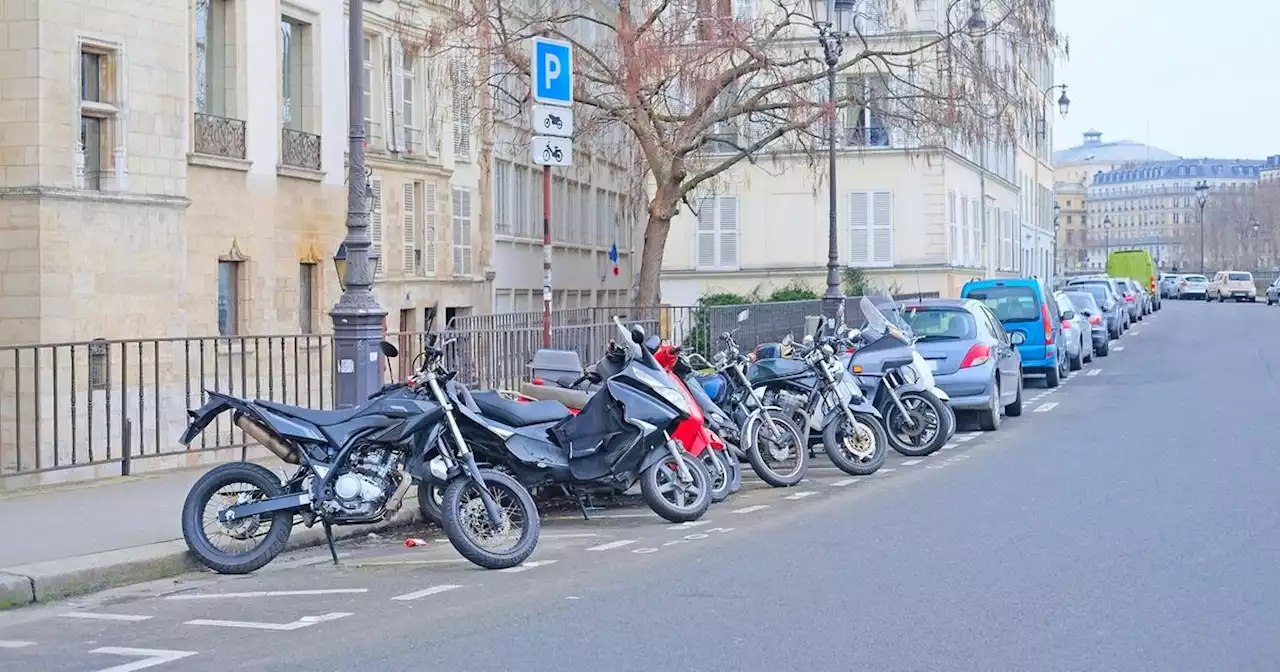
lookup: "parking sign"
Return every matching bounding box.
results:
[531,37,573,106]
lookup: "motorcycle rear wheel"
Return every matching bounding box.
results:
[181,462,294,575]
[641,449,713,523]
[440,469,541,570]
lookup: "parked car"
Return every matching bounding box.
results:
[1112,278,1145,323]
[1065,277,1131,335]
[1108,250,1160,311]
[1266,277,1280,305]
[1054,291,1092,370]
[899,299,1024,430]
[1062,290,1110,357]
[1130,278,1155,315]
[960,278,1068,388]
[1178,273,1209,300]
[1208,270,1257,302]
[1160,273,1183,299]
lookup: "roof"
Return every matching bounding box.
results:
[1091,158,1266,186]
[1053,130,1180,167]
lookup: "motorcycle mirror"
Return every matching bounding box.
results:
[736,309,750,323]
[379,341,399,358]
[721,331,733,342]
[630,324,647,345]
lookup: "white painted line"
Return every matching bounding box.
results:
[667,520,711,530]
[1114,345,1125,351]
[877,468,897,473]
[541,532,600,539]
[730,504,771,514]
[185,612,352,631]
[1034,402,1058,412]
[831,478,860,487]
[60,612,152,622]
[585,539,640,552]
[954,435,976,443]
[0,641,35,649]
[959,432,982,439]
[941,443,958,451]
[784,491,818,500]
[390,584,463,601]
[1086,369,1101,376]
[500,560,558,573]
[168,589,368,601]
[901,459,924,466]
[88,647,196,672]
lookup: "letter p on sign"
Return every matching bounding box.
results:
[531,37,574,106]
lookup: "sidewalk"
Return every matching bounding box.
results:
[0,463,423,608]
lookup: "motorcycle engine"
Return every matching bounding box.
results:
[768,390,809,417]
[327,447,399,517]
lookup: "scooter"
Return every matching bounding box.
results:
[653,342,741,502]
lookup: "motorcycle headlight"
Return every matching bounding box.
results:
[654,384,691,415]
[899,364,919,384]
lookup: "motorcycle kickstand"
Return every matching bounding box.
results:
[322,519,340,565]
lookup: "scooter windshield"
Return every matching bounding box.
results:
[859,296,910,346]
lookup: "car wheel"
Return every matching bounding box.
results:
[1268,297,1275,305]
[1004,376,1023,418]
[1045,361,1061,388]
[1069,348,1083,371]
[1083,341,1093,364]
[978,380,1002,431]
[1096,339,1110,357]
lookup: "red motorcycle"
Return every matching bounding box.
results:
[654,342,740,502]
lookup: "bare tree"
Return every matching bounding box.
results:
[1183,181,1280,271]
[426,0,1060,304]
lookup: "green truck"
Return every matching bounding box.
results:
[1107,250,1161,310]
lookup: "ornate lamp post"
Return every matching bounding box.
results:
[1194,180,1210,274]
[810,0,854,319]
[1034,84,1068,282]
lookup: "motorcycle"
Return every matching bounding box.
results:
[652,341,741,503]
[844,296,955,457]
[435,317,715,524]
[747,319,888,476]
[177,339,541,574]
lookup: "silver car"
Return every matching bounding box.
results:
[1267,278,1280,306]
[1054,291,1092,370]
[1179,273,1209,300]
[1160,274,1183,299]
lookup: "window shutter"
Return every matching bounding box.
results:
[960,195,969,266]
[696,197,717,268]
[452,188,463,271]
[423,183,437,274]
[848,191,870,266]
[451,60,472,160]
[948,191,959,265]
[461,191,473,275]
[970,199,980,267]
[718,196,739,269]
[370,176,384,276]
[403,181,416,275]
[388,37,403,152]
[871,190,892,266]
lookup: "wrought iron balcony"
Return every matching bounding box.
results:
[193,113,247,160]
[281,127,321,171]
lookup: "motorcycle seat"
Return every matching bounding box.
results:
[255,399,363,426]
[520,382,591,409]
[471,390,572,427]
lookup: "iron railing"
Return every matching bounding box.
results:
[193,113,247,160]
[281,128,322,170]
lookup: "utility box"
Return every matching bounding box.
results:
[527,349,584,383]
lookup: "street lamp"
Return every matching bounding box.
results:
[1194,180,1210,274]
[966,0,991,278]
[1033,83,1069,283]
[1102,215,1112,267]
[1052,201,1061,278]
[330,0,388,408]
[810,0,854,319]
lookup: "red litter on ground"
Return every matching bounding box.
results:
[404,538,429,547]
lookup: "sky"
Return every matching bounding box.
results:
[1053,0,1278,160]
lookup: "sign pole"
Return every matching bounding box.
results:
[530,34,574,348]
[542,164,552,348]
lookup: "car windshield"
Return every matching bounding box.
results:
[900,307,976,341]
[965,285,1039,322]
[1184,275,1207,283]
[1071,284,1110,305]
[1229,272,1252,281]
[1064,292,1100,312]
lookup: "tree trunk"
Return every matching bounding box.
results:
[636,181,681,307]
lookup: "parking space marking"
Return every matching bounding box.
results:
[831,478,861,487]
[391,584,463,601]
[1114,345,1125,351]
[88,646,197,671]
[1034,402,1058,412]
[784,491,818,500]
[0,641,35,649]
[585,539,639,552]
[60,612,153,622]
[876,468,897,474]
[902,459,924,466]
[500,560,558,573]
[167,589,368,601]
[185,612,352,632]
[667,520,711,531]
[1087,368,1102,375]
[731,504,771,514]
[941,443,958,450]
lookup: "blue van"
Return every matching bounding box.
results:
[960,278,1067,388]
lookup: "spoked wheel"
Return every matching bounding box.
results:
[417,480,445,525]
[744,410,808,487]
[699,449,732,503]
[882,393,944,457]
[440,469,540,570]
[821,412,888,476]
[181,462,294,575]
[641,450,713,523]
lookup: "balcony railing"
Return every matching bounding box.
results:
[193,113,247,160]
[281,127,322,171]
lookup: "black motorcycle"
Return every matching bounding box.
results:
[177,340,541,574]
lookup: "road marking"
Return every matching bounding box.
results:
[954,435,977,443]
[901,459,924,466]
[831,478,860,487]
[88,647,196,672]
[941,443,958,451]
[185,612,352,631]
[390,584,463,601]
[730,504,771,514]
[667,520,711,530]
[784,491,817,500]
[1086,368,1101,376]
[876,468,896,473]
[500,560,558,573]
[542,532,600,539]
[60,612,152,622]
[1114,345,1125,351]
[167,589,368,601]
[585,539,639,552]
[0,641,35,649]
[1034,402,1058,412]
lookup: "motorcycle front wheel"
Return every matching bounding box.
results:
[744,410,808,487]
[881,391,949,457]
[641,449,713,523]
[440,469,541,570]
[699,449,732,503]
[822,412,888,475]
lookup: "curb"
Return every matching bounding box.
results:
[0,495,425,610]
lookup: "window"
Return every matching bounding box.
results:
[369,176,384,276]
[403,180,421,275]
[452,188,473,275]
[494,160,512,235]
[514,165,529,237]
[450,60,473,160]
[402,50,419,153]
[194,0,232,117]
[948,191,960,265]
[966,285,1039,322]
[79,43,121,191]
[298,262,315,333]
[217,261,241,336]
[363,36,381,144]
[597,188,610,246]
[695,196,739,271]
[422,183,438,274]
[843,76,890,147]
[280,19,305,130]
[848,190,892,267]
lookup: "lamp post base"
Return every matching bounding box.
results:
[822,262,844,322]
[331,295,387,409]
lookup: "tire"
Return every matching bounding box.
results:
[1083,340,1094,364]
[1045,361,1061,388]
[1096,339,1110,357]
[699,449,732,503]
[744,410,808,487]
[1069,349,1083,371]
[181,462,294,575]
[821,412,888,476]
[978,379,1002,431]
[641,449,713,523]
[440,469,541,570]
[417,481,444,525]
[1004,375,1023,417]
[1219,295,1226,303]
[1268,298,1274,306]
[881,391,948,457]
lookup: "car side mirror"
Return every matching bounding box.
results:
[1009,332,1026,345]
[1061,310,1075,320]
[379,341,399,358]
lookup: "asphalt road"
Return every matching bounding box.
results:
[4,299,1279,671]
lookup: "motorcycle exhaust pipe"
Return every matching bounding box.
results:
[234,414,299,464]
[383,468,414,516]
